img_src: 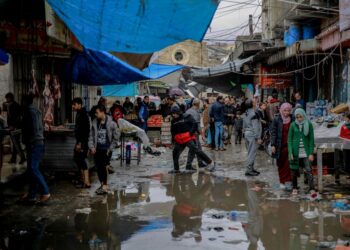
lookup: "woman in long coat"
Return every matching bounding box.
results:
[271,103,293,188]
[288,108,315,195]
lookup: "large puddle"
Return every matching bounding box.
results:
[1,173,350,250]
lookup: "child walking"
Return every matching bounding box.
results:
[288,108,315,195]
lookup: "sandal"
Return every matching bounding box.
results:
[292,189,298,196]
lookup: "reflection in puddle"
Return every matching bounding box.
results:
[1,173,350,249]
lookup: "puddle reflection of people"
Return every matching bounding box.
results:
[260,198,303,250]
[244,181,263,250]
[86,194,121,249]
[171,174,212,242]
[119,182,151,205]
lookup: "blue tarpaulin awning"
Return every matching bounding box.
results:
[69,49,184,86]
[102,83,138,97]
[46,0,219,53]
[0,49,9,65]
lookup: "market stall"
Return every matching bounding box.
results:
[312,103,350,192]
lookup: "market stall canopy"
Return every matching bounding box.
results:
[187,56,254,94]
[112,52,153,70]
[102,83,137,97]
[0,49,9,65]
[69,49,184,85]
[46,0,219,53]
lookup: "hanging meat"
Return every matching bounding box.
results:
[52,75,61,100]
[43,74,54,130]
[30,69,40,97]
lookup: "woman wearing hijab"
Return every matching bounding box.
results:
[271,103,293,188]
[288,108,315,195]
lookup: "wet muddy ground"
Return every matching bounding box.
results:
[1,144,350,250]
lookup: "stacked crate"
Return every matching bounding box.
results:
[161,118,172,146]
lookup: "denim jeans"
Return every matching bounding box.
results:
[139,122,148,133]
[214,121,224,149]
[26,144,49,199]
[206,128,212,145]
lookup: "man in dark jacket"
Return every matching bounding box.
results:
[5,92,25,164]
[210,96,225,151]
[122,97,134,114]
[257,102,269,139]
[224,97,235,144]
[21,94,50,204]
[170,106,214,174]
[138,96,150,132]
[72,98,91,188]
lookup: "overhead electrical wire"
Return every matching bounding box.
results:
[207,44,341,77]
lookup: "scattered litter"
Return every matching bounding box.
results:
[35,217,43,222]
[238,204,246,207]
[306,192,322,201]
[211,214,225,219]
[251,186,262,192]
[229,211,248,223]
[333,200,350,212]
[189,216,202,220]
[208,238,216,241]
[228,227,240,231]
[19,230,28,235]
[335,194,344,199]
[303,210,318,220]
[213,227,224,232]
[75,208,92,214]
[303,209,336,219]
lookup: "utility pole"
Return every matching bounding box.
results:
[249,14,253,36]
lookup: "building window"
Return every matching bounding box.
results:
[174,51,184,62]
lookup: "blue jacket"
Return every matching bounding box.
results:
[296,99,306,110]
[139,102,149,121]
[210,101,225,122]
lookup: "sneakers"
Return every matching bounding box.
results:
[252,169,260,175]
[206,162,216,172]
[144,146,161,156]
[245,171,259,177]
[95,187,108,195]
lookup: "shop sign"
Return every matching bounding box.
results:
[260,66,292,89]
[0,20,71,54]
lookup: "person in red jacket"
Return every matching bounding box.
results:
[170,106,214,174]
[340,114,350,174]
[340,114,350,141]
